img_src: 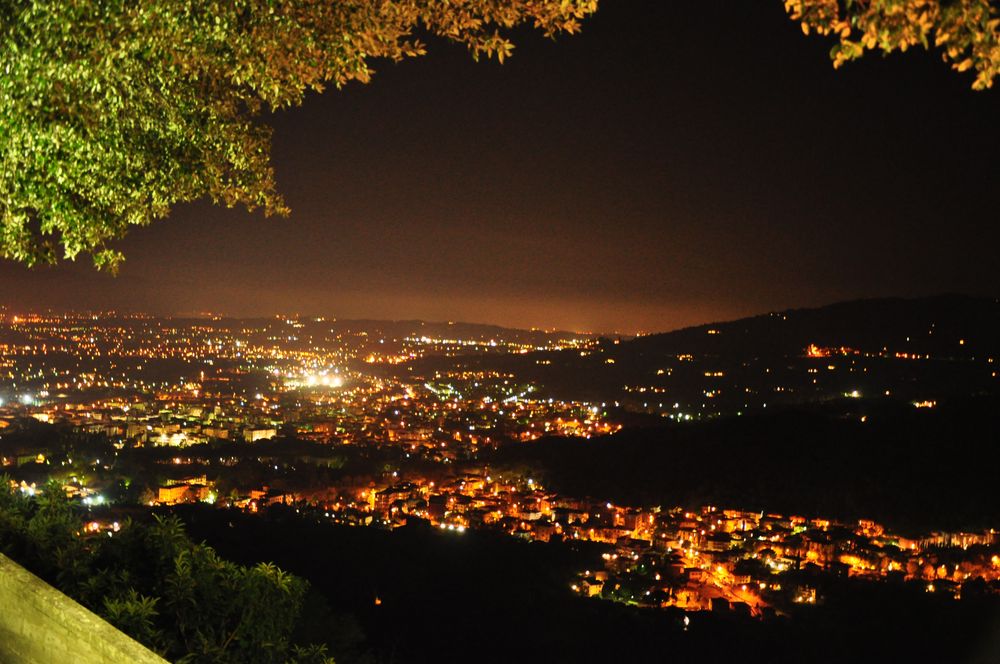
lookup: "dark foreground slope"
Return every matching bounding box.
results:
[176,506,1000,664]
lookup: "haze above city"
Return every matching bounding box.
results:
[2,2,998,334]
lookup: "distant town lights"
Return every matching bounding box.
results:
[20,394,33,405]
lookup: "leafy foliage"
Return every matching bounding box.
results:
[103,589,162,649]
[786,0,1000,89]
[0,478,335,663]
[0,0,597,269]
[3,1,991,270]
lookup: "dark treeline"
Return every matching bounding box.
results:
[0,422,432,504]
[488,397,1000,532]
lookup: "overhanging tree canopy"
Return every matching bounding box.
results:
[0,0,597,270]
[1,1,996,270]
[786,0,1000,89]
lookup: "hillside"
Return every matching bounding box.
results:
[627,294,1000,360]
[406,295,1000,414]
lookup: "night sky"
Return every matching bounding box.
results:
[2,1,998,333]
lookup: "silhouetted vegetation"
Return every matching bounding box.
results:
[0,480,341,663]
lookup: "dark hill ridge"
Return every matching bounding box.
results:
[405,295,1000,412]
[625,294,1000,360]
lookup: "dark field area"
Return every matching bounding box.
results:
[489,397,1000,532]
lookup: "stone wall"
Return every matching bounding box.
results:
[0,553,167,663]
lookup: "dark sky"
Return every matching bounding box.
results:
[2,1,998,333]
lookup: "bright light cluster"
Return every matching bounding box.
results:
[285,371,344,389]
